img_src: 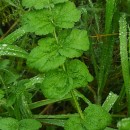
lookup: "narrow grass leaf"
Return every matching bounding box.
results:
[105,0,116,33]
[0,44,28,58]
[102,92,118,112]
[119,14,130,116]
[0,27,26,44]
[39,119,65,127]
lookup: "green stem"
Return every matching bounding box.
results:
[71,90,84,119]
[87,85,97,102]
[128,26,130,67]
[90,43,98,80]
[53,29,59,44]
[0,75,8,98]
[88,0,99,33]
[74,89,92,105]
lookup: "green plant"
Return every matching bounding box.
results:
[117,118,130,130]
[0,0,130,130]
[0,117,42,130]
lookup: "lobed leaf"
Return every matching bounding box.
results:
[27,29,89,72]
[66,59,93,88]
[59,29,89,58]
[22,0,68,9]
[0,117,19,130]
[53,1,81,28]
[65,104,112,130]
[117,118,130,130]
[41,60,93,99]
[0,118,42,130]
[83,104,112,130]
[27,38,66,72]
[64,116,85,130]
[22,10,54,35]
[22,1,80,35]
[41,69,73,99]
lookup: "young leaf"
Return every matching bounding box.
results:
[22,10,54,35]
[66,59,93,88]
[22,1,80,35]
[83,104,112,130]
[19,119,42,130]
[64,116,85,130]
[27,38,66,72]
[53,1,81,28]
[41,69,73,99]
[22,0,68,9]
[117,118,130,130]
[0,117,19,130]
[0,44,28,58]
[59,29,90,58]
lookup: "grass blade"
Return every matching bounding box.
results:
[97,0,117,103]
[102,92,118,112]
[0,27,26,45]
[0,44,28,58]
[105,0,116,33]
[119,13,130,116]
